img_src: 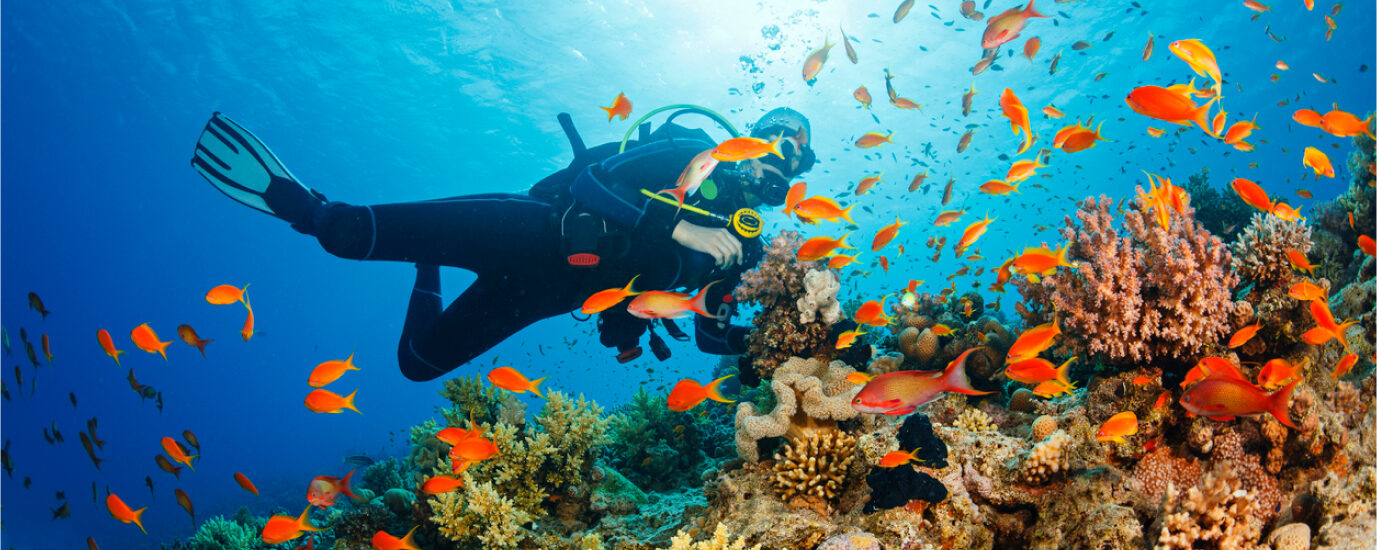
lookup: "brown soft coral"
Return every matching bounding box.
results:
[736,231,832,378]
[1014,194,1240,366]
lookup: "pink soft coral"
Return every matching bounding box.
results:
[1014,193,1241,365]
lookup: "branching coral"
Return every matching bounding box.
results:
[735,231,832,378]
[606,388,733,492]
[660,523,761,550]
[1155,464,1264,550]
[1231,213,1313,288]
[1014,194,1240,367]
[733,357,862,462]
[1021,430,1071,485]
[186,515,265,550]
[771,427,856,508]
[430,476,534,550]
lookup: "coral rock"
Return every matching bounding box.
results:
[1267,523,1311,550]
[1008,388,1037,412]
[1231,213,1313,287]
[1155,464,1264,550]
[662,523,761,550]
[816,532,882,550]
[1031,415,1058,442]
[955,407,997,433]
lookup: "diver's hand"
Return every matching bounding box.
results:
[672,220,743,269]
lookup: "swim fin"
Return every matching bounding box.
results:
[191,112,326,233]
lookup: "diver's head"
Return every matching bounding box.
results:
[738,107,815,207]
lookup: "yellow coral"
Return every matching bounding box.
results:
[428,476,534,550]
[663,523,762,550]
[1157,465,1264,550]
[771,428,857,505]
[954,408,996,432]
[1030,415,1057,442]
[1021,429,1070,484]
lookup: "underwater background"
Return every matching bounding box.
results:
[2,0,1374,549]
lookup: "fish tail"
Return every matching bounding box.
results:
[239,283,251,305]
[114,349,124,366]
[704,374,737,404]
[601,106,616,122]
[769,136,785,159]
[622,274,641,295]
[529,376,547,399]
[133,507,147,534]
[1024,0,1045,18]
[344,388,362,415]
[838,232,855,250]
[1194,97,1221,138]
[197,341,211,359]
[658,187,688,214]
[840,205,856,224]
[297,506,319,532]
[688,281,722,318]
[943,348,996,396]
[1269,379,1300,429]
[1055,356,1077,388]
[187,456,197,472]
[341,468,362,500]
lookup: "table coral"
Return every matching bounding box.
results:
[733,357,862,463]
[1014,194,1240,368]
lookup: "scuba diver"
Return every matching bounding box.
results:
[190,105,816,382]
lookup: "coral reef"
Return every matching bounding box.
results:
[606,388,734,492]
[733,357,863,463]
[660,523,760,550]
[1184,170,1253,241]
[185,514,265,550]
[1020,430,1071,485]
[1014,194,1240,369]
[771,428,856,510]
[735,232,833,379]
[1154,464,1264,550]
[1231,213,1313,288]
[797,268,842,324]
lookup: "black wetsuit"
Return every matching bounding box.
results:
[307,124,762,381]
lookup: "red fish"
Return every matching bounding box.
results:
[1257,358,1304,390]
[1227,322,1261,348]
[1180,371,1298,429]
[307,469,360,509]
[666,375,735,412]
[421,475,465,495]
[235,472,259,496]
[97,329,125,366]
[176,325,213,358]
[1331,353,1359,379]
[852,348,995,415]
[601,92,632,121]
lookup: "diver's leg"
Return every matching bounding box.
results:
[397,273,564,382]
[312,194,562,271]
[190,113,327,233]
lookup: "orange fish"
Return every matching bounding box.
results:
[304,388,361,414]
[487,366,546,398]
[1359,235,1376,257]
[855,132,894,149]
[1052,122,1085,148]
[1243,0,1270,11]
[241,302,257,342]
[853,348,995,414]
[1011,245,1076,276]
[1032,379,1074,397]
[1146,127,1166,137]
[235,472,259,496]
[1295,189,1313,199]
[929,324,955,337]
[626,282,722,320]
[1289,280,1326,301]
[981,0,1045,49]
[1005,159,1046,182]
[1229,178,1274,213]
[835,327,867,350]
[205,284,249,305]
[449,434,500,464]
[1331,353,1359,379]
[890,96,923,110]
[1293,109,1323,128]
[1041,105,1064,119]
[999,88,1034,155]
[827,253,860,269]
[855,173,883,195]
[261,507,321,544]
[105,494,147,534]
[1060,123,1110,153]
[954,212,996,256]
[853,297,892,327]
[1131,376,1154,386]
[667,375,735,412]
[660,149,719,212]
[601,92,632,121]
[962,84,979,117]
[1005,356,1075,386]
[1257,358,1304,390]
[1275,60,1289,70]
[1286,249,1317,276]
[130,324,171,361]
[979,179,1020,195]
[1168,39,1223,92]
[1006,319,1060,363]
[1222,117,1260,145]
[1023,37,1041,62]
[801,38,835,83]
[307,469,360,508]
[908,171,929,192]
[798,233,855,262]
[872,217,907,251]
[96,329,125,366]
[1180,369,1298,429]
[854,86,872,109]
[1096,411,1139,443]
[879,448,923,468]
[1309,300,1356,351]
[308,354,360,388]
[1154,391,1171,409]
[712,136,784,162]
[1271,202,1305,223]
[176,325,213,358]
[1125,86,1218,136]
[1319,110,1375,139]
[845,372,873,385]
[421,475,465,495]
[933,210,965,227]
[1303,147,1335,178]
[581,276,641,315]
[371,526,421,550]
[792,196,856,224]
[161,436,198,471]
[1227,322,1261,348]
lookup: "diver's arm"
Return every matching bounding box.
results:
[570,142,707,242]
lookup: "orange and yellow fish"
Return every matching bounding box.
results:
[712,136,783,162]
[1257,357,1305,390]
[878,448,924,468]
[307,469,361,509]
[1006,319,1061,363]
[1011,245,1077,276]
[855,132,894,149]
[304,388,361,415]
[601,92,632,122]
[835,327,867,350]
[582,276,641,315]
[1229,178,1274,213]
[1318,110,1375,139]
[261,507,320,544]
[105,494,147,534]
[1227,322,1261,349]
[97,329,125,366]
[981,0,1045,50]
[130,324,171,361]
[1331,353,1359,379]
[235,472,259,496]
[205,284,250,306]
[953,212,996,256]
[1005,356,1076,386]
[798,233,855,262]
[667,375,735,412]
[308,354,360,388]
[1303,147,1335,178]
[372,527,421,550]
[161,436,198,471]
[1095,411,1138,443]
[871,217,907,251]
[488,366,546,398]
[421,475,465,495]
[626,282,722,320]
[1125,85,1218,137]
[802,38,835,83]
[792,196,856,224]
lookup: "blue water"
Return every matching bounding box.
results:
[2,1,1372,548]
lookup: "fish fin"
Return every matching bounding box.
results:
[688,281,722,318]
[883,406,916,416]
[1270,379,1300,429]
[340,468,362,500]
[529,376,547,399]
[622,275,641,295]
[840,205,856,224]
[1194,97,1222,138]
[704,375,736,404]
[297,506,319,532]
[942,348,997,396]
[133,507,147,534]
[601,106,616,122]
[1055,356,1077,388]
[1207,415,1236,421]
[1024,0,1045,18]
